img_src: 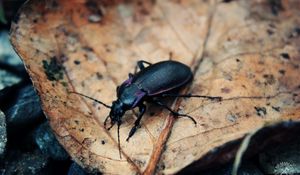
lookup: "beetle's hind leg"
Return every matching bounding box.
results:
[134,60,152,74]
[151,99,197,125]
[162,93,222,101]
[126,103,146,142]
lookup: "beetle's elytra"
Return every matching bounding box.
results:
[71,60,222,158]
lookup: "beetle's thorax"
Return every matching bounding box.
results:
[118,84,146,108]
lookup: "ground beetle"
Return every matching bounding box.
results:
[71,60,222,158]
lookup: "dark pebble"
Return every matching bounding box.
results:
[259,136,300,174]
[201,161,263,175]
[0,69,21,91]
[68,162,100,175]
[0,110,7,157]
[0,31,26,76]
[0,31,23,66]
[3,149,49,174]
[5,84,43,130]
[34,122,69,161]
[68,162,88,175]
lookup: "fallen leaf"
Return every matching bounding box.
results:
[10,0,300,174]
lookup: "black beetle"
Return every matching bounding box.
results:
[71,60,222,158]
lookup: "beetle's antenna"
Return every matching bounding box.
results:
[69,91,112,108]
[117,121,122,159]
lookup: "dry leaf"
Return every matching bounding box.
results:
[10,0,300,174]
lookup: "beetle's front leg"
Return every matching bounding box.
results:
[126,103,146,142]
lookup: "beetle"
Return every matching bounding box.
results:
[71,60,222,158]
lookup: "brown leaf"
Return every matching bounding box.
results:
[10,0,300,174]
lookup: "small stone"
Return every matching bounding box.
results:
[0,69,21,90]
[4,149,48,174]
[238,163,264,175]
[259,137,300,174]
[6,84,43,130]
[34,122,69,160]
[0,31,23,66]
[68,162,89,175]
[0,110,7,157]
[202,161,263,175]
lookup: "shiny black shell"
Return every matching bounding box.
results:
[132,60,193,95]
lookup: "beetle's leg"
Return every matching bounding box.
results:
[104,114,110,129]
[126,103,146,142]
[69,91,112,108]
[134,60,152,74]
[117,119,122,159]
[107,121,115,130]
[161,93,222,101]
[151,100,197,125]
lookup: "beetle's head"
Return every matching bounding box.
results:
[108,100,125,126]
